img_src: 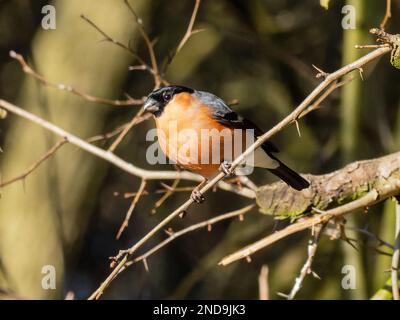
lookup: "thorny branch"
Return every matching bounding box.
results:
[87,204,254,299]
[116,179,147,240]
[280,223,326,300]
[298,77,353,119]
[126,204,254,268]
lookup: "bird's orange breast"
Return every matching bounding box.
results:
[154,92,232,178]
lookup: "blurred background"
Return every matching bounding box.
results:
[0,0,399,299]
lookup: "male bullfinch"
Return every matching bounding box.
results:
[143,85,309,203]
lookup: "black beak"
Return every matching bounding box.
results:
[143,97,160,114]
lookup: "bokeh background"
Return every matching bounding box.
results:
[0,0,399,299]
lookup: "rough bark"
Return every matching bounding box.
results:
[256,151,400,219]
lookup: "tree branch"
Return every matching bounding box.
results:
[258,265,270,300]
[219,151,400,266]
[0,139,67,188]
[0,99,255,199]
[88,204,254,300]
[124,0,164,88]
[80,14,150,71]
[219,190,384,266]
[10,51,145,106]
[380,0,392,30]
[116,179,147,240]
[128,204,254,266]
[162,0,203,73]
[256,151,400,219]
[282,223,325,300]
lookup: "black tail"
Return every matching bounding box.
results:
[268,161,309,191]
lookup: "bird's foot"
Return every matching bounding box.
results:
[191,189,205,204]
[219,161,233,176]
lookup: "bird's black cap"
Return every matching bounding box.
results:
[143,85,194,117]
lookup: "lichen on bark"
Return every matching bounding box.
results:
[256,152,400,220]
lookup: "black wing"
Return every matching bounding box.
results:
[194,90,279,154]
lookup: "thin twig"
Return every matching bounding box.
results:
[258,265,270,300]
[176,0,202,54]
[108,108,150,152]
[236,176,258,191]
[151,179,180,214]
[285,223,325,300]
[132,204,254,264]
[380,0,392,30]
[0,139,67,188]
[124,178,254,200]
[299,77,353,119]
[123,185,194,198]
[219,191,380,266]
[162,0,203,73]
[80,14,149,69]
[392,199,400,300]
[124,0,164,88]
[88,205,254,299]
[116,179,147,239]
[10,51,145,106]
[87,123,128,144]
[88,255,128,300]
[355,44,391,49]
[346,226,394,250]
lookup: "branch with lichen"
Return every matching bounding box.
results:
[256,151,400,220]
[219,152,400,267]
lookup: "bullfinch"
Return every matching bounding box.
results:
[143,85,309,203]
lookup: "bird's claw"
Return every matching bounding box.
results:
[191,189,205,204]
[219,161,233,176]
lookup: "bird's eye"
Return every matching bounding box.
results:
[163,91,172,101]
